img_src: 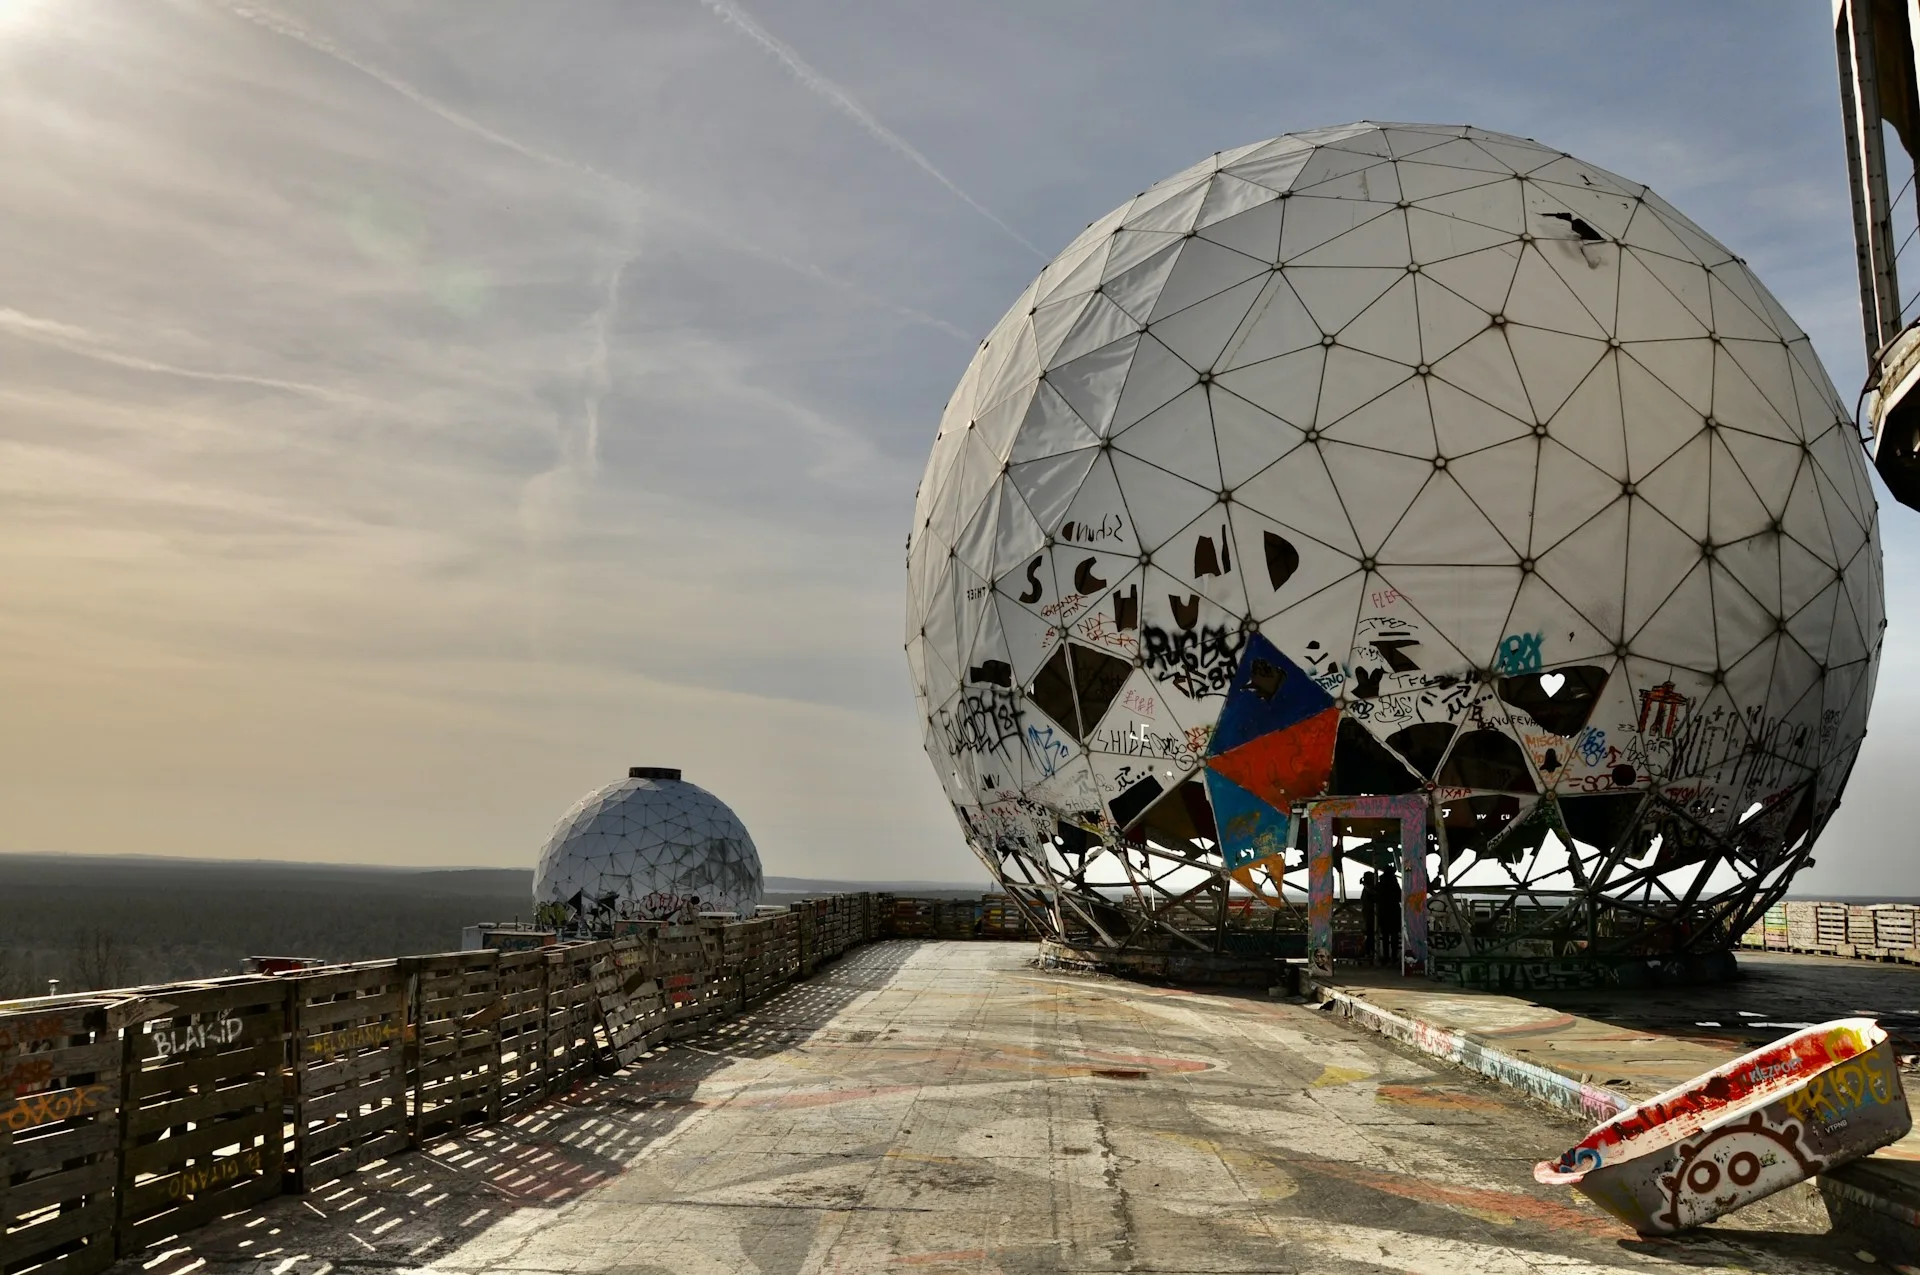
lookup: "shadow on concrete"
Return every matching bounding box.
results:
[1536,951,1920,1059]
[1614,1219,1868,1270]
[1324,950,1920,1061]
[111,942,921,1275]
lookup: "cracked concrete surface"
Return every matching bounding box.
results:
[112,941,1866,1274]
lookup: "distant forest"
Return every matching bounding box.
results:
[0,855,990,997]
[0,855,532,996]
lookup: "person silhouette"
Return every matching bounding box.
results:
[1358,870,1378,965]
[1376,862,1400,970]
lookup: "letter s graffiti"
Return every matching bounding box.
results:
[1019,555,1044,604]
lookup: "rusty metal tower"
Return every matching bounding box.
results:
[1838,0,1920,506]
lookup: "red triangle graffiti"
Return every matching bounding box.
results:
[1205,706,1340,809]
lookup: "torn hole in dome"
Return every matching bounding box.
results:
[1496,664,1609,736]
[1643,805,1723,872]
[1069,644,1133,731]
[1328,717,1423,795]
[1029,645,1082,735]
[1054,820,1099,858]
[1557,791,1647,859]
[1134,778,1219,853]
[1472,798,1561,872]
[1029,641,1134,741]
[1330,817,1402,871]
[1437,729,1538,792]
[1436,792,1524,857]
[1263,530,1301,589]
[1385,721,1456,781]
[1730,782,1813,866]
[968,660,1014,688]
[1107,773,1164,830]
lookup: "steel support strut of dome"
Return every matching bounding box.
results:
[905,123,1883,989]
[533,767,765,932]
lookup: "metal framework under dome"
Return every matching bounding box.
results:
[906,123,1883,988]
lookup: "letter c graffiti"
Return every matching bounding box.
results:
[1073,557,1106,594]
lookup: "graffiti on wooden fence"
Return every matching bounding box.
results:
[1,1081,112,1131]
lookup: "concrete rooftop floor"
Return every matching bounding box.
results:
[119,941,1872,1275]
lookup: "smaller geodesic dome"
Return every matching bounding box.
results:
[533,767,764,926]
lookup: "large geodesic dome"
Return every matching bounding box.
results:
[906,122,1883,985]
[533,768,763,925]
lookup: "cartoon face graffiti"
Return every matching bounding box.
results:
[1656,1113,1818,1231]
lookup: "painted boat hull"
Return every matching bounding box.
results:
[1537,1019,1911,1234]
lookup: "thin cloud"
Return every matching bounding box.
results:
[218,1,974,343]
[698,0,1044,259]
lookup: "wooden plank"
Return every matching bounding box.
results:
[5,1122,119,1177]
[127,1040,283,1096]
[126,1075,279,1138]
[299,1045,404,1091]
[296,1075,406,1127]
[123,1115,276,1177]
[294,993,406,1036]
[0,1206,119,1273]
[3,1158,117,1220]
[0,1041,121,1098]
[295,1111,401,1159]
[0,1200,118,1269]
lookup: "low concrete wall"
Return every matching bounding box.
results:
[1306,978,1628,1125]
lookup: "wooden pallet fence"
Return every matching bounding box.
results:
[115,980,287,1255]
[884,897,936,939]
[776,913,798,983]
[740,915,796,1002]
[543,943,605,1092]
[795,907,817,977]
[1848,904,1879,951]
[981,894,1034,939]
[0,1001,123,1275]
[1784,900,1818,950]
[1816,901,1848,949]
[492,950,548,1117]
[1876,904,1917,951]
[1737,900,1920,959]
[645,927,715,1041]
[287,964,408,1192]
[698,919,743,1017]
[402,953,499,1145]
[2,892,933,1270]
[590,939,664,1067]
[718,920,758,1007]
[1763,902,1788,949]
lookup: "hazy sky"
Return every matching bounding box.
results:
[0,1,1913,891]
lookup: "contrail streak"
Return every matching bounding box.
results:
[219,2,974,342]
[581,245,634,471]
[0,308,377,409]
[698,0,1044,258]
